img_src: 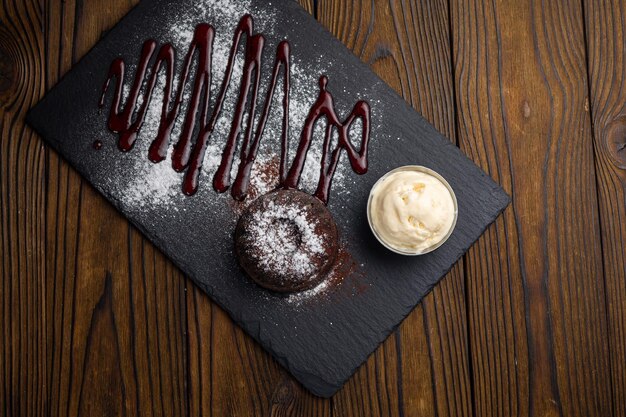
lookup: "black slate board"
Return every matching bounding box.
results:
[26,0,510,397]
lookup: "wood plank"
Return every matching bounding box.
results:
[47,0,192,415]
[583,0,626,415]
[316,1,471,416]
[0,0,191,415]
[1,0,47,416]
[450,0,612,416]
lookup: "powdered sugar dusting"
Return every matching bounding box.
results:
[284,243,359,306]
[110,0,361,211]
[286,279,329,304]
[113,71,187,209]
[171,0,253,48]
[248,156,280,197]
[247,200,325,278]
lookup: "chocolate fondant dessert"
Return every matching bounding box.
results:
[235,190,339,293]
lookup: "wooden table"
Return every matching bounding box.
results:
[1,0,624,415]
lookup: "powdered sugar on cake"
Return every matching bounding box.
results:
[246,200,325,279]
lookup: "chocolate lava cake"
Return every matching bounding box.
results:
[235,189,339,293]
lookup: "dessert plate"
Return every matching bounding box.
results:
[27,0,509,397]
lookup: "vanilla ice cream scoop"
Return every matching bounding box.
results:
[368,166,457,254]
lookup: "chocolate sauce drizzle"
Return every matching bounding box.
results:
[99,14,371,204]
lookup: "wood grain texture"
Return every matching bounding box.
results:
[583,0,626,414]
[316,1,471,416]
[1,0,621,415]
[41,1,192,416]
[1,0,46,415]
[450,0,612,416]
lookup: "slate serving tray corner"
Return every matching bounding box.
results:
[26,0,510,397]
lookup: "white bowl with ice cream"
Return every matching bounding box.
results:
[367,165,458,255]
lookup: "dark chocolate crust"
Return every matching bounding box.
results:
[235,190,338,293]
